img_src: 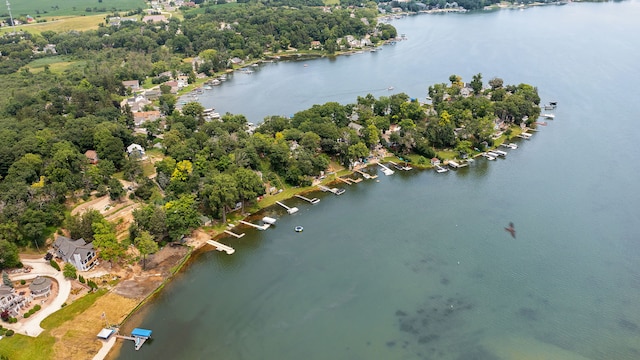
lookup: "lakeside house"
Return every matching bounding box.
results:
[431,157,441,166]
[0,285,29,317]
[52,236,98,272]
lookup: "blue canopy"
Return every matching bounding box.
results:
[132,328,152,338]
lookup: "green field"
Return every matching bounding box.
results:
[25,56,86,73]
[1,0,147,17]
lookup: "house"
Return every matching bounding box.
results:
[144,89,161,100]
[127,143,146,158]
[122,80,140,92]
[163,81,179,94]
[52,236,98,272]
[84,150,99,164]
[431,157,441,166]
[29,276,52,299]
[230,57,244,66]
[310,41,322,50]
[348,122,364,135]
[0,285,29,317]
[133,111,161,127]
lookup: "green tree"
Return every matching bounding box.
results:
[2,271,13,288]
[164,195,201,241]
[63,263,77,280]
[92,220,126,264]
[202,174,238,223]
[233,168,265,213]
[0,240,20,270]
[108,177,125,201]
[66,209,104,242]
[470,73,483,95]
[347,142,369,165]
[134,231,158,270]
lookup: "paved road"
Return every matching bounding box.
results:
[6,258,71,337]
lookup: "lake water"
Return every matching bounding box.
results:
[118,2,640,359]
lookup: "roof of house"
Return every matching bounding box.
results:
[53,236,94,262]
[29,276,52,292]
[0,285,14,297]
[85,150,98,159]
[127,143,144,153]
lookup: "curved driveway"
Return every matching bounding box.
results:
[6,258,71,337]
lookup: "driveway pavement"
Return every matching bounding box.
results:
[6,258,71,337]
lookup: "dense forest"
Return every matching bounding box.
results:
[0,1,541,269]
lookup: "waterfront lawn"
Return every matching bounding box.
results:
[0,289,108,360]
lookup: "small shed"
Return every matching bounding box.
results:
[97,328,115,339]
[430,157,441,166]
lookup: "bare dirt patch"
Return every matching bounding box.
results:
[111,245,190,300]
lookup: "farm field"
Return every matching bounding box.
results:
[0,14,107,34]
[1,0,146,17]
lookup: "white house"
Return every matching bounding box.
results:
[0,285,29,317]
[127,143,146,158]
[52,236,98,272]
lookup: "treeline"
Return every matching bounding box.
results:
[0,3,395,77]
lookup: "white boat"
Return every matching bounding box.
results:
[435,165,449,173]
[387,86,394,90]
[262,216,277,225]
[542,113,555,119]
[203,85,213,90]
[507,143,518,149]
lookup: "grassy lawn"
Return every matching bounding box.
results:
[0,289,109,360]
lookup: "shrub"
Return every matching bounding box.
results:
[24,312,30,318]
[88,280,98,289]
[78,275,85,284]
[5,329,14,336]
[33,304,41,311]
[50,259,60,271]
[20,279,26,285]
[9,317,17,323]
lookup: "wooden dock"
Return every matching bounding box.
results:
[389,161,413,171]
[206,240,235,254]
[224,230,245,238]
[318,185,345,195]
[447,160,468,169]
[276,201,299,214]
[355,170,377,179]
[295,194,320,204]
[239,220,270,230]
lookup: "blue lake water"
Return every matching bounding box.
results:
[117,2,640,359]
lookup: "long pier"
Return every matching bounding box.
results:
[239,220,270,230]
[206,240,235,254]
[295,194,320,204]
[224,230,245,238]
[276,201,299,214]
